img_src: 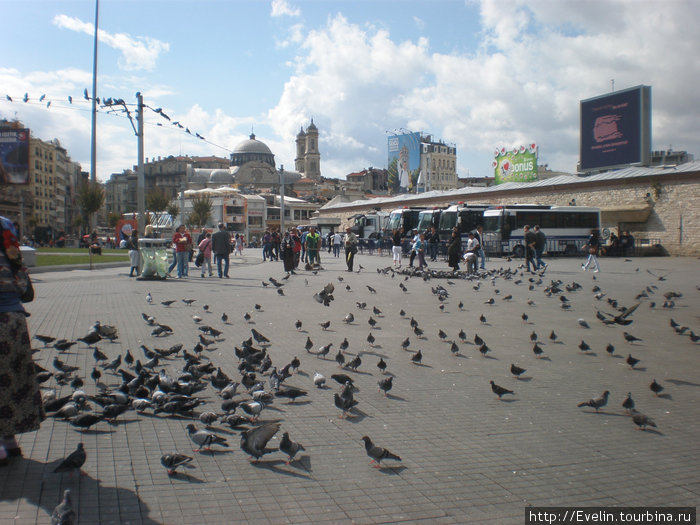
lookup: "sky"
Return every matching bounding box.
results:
[1,0,699,182]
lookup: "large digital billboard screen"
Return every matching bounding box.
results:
[388,132,421,193]
[0,128,30,185]
[493,143,538,184]
[580,85,651,172]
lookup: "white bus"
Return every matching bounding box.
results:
[437,203,491,242]
[482,205,601,257]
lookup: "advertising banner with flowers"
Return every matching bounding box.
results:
[493,143,538,184]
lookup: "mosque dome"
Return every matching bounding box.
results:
[230,133,275,168]
[209,169,233,183]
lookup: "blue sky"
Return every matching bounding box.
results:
[1,0,699,181]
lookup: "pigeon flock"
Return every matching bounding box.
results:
[25,258,698,522]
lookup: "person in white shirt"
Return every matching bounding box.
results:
[463,232,478,274]
[332,231,343,258]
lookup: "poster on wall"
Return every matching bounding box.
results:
[0,128,30,184]
[493,143,538,184]
[388,132,421,193]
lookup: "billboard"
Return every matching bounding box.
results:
[493,143,538,184]
[580,85,651,172]
[0,128,30,184]
[388,132,421,193]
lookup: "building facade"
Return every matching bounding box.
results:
[418,136,458,192]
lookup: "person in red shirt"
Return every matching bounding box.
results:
[172,225,192,278]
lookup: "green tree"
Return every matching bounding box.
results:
[78,182,105,230]
[189,195,213,228]
[107,212,121,229]
[166,203,180,226]
[146,188,171,213]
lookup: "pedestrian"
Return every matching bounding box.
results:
[300,229,309,263]
[408,229,419,267]
[172,225,192,279]
[534,225,547,270]
[326,231,333,254]
[281,230,296,275]
[305,226,321,265]
[391,227,403,267]
[475,225,486,269]
[464,231,479,274]
[272,229,281,261]
[523,225,537,273]
[234,234,244,256]
[127,230,140,277]
[262,230,272,262]
[0,216,45,465]
[344,227,358,272]
[211,223,232,278]
[414,233,427,270]
[426,226,439,262]
[198,232,213,278]
[447,230,461,272]
[332,230,343,258]
[291,228,302,268]
[582,229,601,273]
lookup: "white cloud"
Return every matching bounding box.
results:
[271,0,300,18]
[53,14,169,71]
[412,16,425,30]
[267,1,700,178]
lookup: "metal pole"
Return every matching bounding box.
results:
[279,165,285,233]
[89,0,99,231]
[136,92,145,232]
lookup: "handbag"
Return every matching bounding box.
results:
[195,252,204,267]
[21,274,34,303]
[589,246,597,255]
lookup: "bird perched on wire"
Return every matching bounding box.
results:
[577,390,609,412]
[361,436,401,468]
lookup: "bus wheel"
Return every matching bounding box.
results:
[512,245,525,258]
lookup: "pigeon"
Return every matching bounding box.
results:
[319,320,331,330]
[361,436,401,467]
[626,354,640,369]
[606,343,615,356]
[199,412,219,426]
[186,424,229,452]
[295,319,302,331]
[334,392,358,418]
[368,316,377,328]
[182,299,196,306]
[490,381,514,399]
[51,489,76,525]
[305,337,313,352]
[161,300,175,307]
[411,349,423,364]
[275,387,308,403]
[577,390,610,412]
[160,453,193,475]
[277,288,285,296]
[146,292,153,303]
[53,443,86,474]
[313,371,326,388]
[240,422,280,462]
[34,334,56,347]
[510,364,526,379]
[438,329,447,340]
[367,332,376,346]
[623,332,643,344]
[343,313,354,324]
[54,340,77,352]
[474,334,484,346]
[578,319,590,329]
[378,376,393,396]
[478,344,490,357]
[316,343,333,359]
[53,357,79,373]
[377,357,387,373]
[279,431,305,464]
[650,379,664,396]
[221,312,229,323]
[578,340,591,352]
[549,330,558,343]
[400,337,411,350]
[479,314,487,324]
[631,411,657,430]
[522,313,529,323]
[345,355,362,371]
[622,392,635,414]
[335,350,346,367]
[530,331,538,342]
[366,285,377,294]
[339,337,349,351]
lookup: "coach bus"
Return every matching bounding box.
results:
[437,203,491,242]
[416,208,443,234]
[482,205,601,257]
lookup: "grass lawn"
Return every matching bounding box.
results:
[36,254,129,266]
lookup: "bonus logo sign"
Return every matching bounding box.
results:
[493,143,538,184]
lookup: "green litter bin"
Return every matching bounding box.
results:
[137,238,170,280]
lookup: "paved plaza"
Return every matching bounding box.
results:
[1,250,699,524]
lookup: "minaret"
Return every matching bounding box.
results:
[295,127,306,173]
[304,119,321,180]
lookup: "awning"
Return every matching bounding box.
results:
[600,204,653,224]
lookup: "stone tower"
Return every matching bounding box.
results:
[294,120,321,181]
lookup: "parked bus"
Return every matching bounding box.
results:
[437,203,491,242]
[384,208,425,236]
[482,205,601,257]
[350,212,389,240]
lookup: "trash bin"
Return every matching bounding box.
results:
[137,238,169,280]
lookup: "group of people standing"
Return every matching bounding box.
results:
[279,226,359,275]
[166,223,238,279]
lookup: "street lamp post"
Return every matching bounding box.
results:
[279,165,286,233]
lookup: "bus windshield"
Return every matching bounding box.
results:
[386,213,401,232]
[483,215,502,233]
[438,211,457,232]
[417,212,435,232]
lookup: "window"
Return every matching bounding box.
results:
[248,216,262,226]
